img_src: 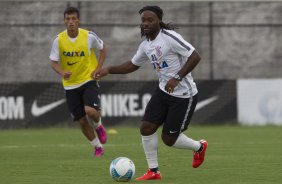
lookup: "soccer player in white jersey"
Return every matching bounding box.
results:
[49,7,107,157]
[95,6,208,180]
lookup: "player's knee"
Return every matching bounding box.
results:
[139,124,152,135]
[140,122,158,136]
[79,116,88,126]
[161,134,177,147]
[84,106,100,122]
[84,106,93,115]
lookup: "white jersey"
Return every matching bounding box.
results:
[49,29,104,62]
[132,29,198,98]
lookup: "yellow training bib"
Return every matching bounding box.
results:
[58,28,98,87]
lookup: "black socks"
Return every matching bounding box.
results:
[197,143,203,152]
[150,167,159,173]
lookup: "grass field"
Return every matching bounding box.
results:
[0,125,281,184]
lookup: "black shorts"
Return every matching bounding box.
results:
[142,87,197,137]
[65,80,100,121]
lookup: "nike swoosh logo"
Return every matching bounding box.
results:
[195,96,218,111]
[67,61,78,66]
[31,99,66,117]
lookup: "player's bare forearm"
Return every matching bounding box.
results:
[51,61,72,80]
[92,45,107,78]
[108,61,140,74]
[94,61,139,80]
[51,61,64,76]
[97,45,107,69]
[177,50,201,78]
[165,51,201,93]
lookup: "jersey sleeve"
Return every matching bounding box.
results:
[89,31,104,50]
[131,42,148,66]
[49,36,60,62]
[168,31,195,58]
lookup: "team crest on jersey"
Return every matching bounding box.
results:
[150,46,168,71]
[155,46,162,57]
[63,51,85,57]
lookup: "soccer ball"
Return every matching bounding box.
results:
[109,157,135,182]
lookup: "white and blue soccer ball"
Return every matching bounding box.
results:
[109,157,135,182]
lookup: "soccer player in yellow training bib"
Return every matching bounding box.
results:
[49,7,107,157]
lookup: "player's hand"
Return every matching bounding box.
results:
[165,78,179,93]
[62,71,72,80]
[94,68,109,80]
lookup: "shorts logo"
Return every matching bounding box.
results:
[169,130,178,134]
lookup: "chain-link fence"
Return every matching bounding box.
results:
[0,1,281,82]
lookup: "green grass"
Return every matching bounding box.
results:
[0,126,282,184]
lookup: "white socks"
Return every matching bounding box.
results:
[141,132,201,169]
[142,132,159,169]
[172,133,201,151]
[88,116,102,129]
[90,137,102,148]
[88,117,102,148]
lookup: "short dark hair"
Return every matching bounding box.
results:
[64,7,80,18]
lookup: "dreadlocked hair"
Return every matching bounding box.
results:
[160,22,177,30]
[139,5,177,38]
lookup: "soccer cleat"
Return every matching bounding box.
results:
[192,139,208,168]
[96,124,107,144]
[135,169,162,180]
[94,146,104,157]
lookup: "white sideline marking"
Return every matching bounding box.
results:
[0,143,141,149]
[0,141,275,149]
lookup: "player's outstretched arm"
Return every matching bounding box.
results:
[108,61,140,74]
[95,61,139,80]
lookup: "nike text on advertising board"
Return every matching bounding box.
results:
[0,96,24,120]
[101,94,218,117]
[0,81,237,128]
[101,94,152,117]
